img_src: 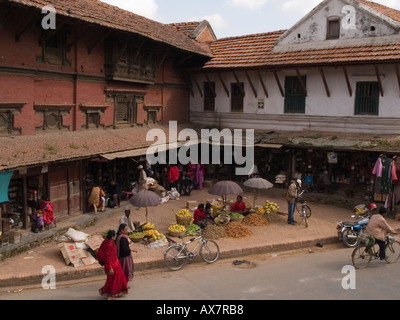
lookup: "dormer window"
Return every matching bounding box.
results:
[327,17,340,40]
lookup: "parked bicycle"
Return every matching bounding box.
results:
[164,230,220,271]
[296,189,311,227]
[351,234,400,269]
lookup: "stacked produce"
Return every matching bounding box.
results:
[230,212,244,219]
[142,222,155,229]
[168,224,186,233]
[203,224,226,240]
[243,213,269,226]
[129,232,145,239]
[224,222,252,238]
[255,207,265,215]
[176,209,191,218]
[175,209,194,226]
[185,224,200,236]
[263,201,279,214]
[143,229,164,242]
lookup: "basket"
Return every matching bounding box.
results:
[176,215,193,226]
[130,236,143,243]
[169,230,185,237]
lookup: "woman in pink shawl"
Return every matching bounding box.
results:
[195,164,205,190]
[115,223,135,283]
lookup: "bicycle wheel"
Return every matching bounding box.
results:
[352,244,372,269]
[296,203,311,218]
[164,245,188,271]
[200,239,220,263]
[385,241,400,264]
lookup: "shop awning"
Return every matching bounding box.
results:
[0,171,13,203]
[100,142,187,160]
[255,143,283,149]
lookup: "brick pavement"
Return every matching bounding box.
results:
[0,186,399,289]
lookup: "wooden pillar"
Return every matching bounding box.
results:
[22,176,28,229]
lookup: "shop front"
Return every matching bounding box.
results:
[0,160,83,234]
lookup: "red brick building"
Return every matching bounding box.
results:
[0,0,211,230]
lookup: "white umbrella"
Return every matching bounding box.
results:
[244,177,274,207]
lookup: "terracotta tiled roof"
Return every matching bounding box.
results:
[204,0,400,69]
[358,0,400,23]
[7,0,211,57]
[0,125,177,171]
[169,22,202,37]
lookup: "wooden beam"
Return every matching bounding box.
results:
[245,71,257,98]
[257,71,269,98]
[232,71,245,97]
[88,30,112,54]
[296,69,308,96]
[204,73,216,97]
[318,67,331,97]
[193,75,203,97]
[217,73,229,97]
[375,65,384,97]
[156,50,169,69]
[183,73,194,97]
[342,66,352,97]
[396,64,400,95]
[273,71,284,97]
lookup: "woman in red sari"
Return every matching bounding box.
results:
[97,230,128,300]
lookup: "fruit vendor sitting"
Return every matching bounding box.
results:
[194,203,208,229]
[230,195,250,216]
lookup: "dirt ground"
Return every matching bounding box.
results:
[1,186,399,285]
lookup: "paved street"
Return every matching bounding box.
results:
[2,244,400,302]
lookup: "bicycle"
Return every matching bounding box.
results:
[351,234,400,269]
[295,189,312,227]
[164,229,220,271]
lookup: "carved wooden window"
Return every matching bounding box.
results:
[104,37,157,84]
[204,82,215,112]
[144,105,161,124]
[327,17,340,40]
[34,105,72,131]
[284,76,306,114]
[0,103,23,135]
[355,82,380,115]
[231,83,244,113]
[37,26,70,66]
[80,105,107,129]
[114,94,141,126]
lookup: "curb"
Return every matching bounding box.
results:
[0,236,339,289]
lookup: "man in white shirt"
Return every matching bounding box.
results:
[119,206,135,234]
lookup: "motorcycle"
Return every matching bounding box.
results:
[336,203,377,248]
